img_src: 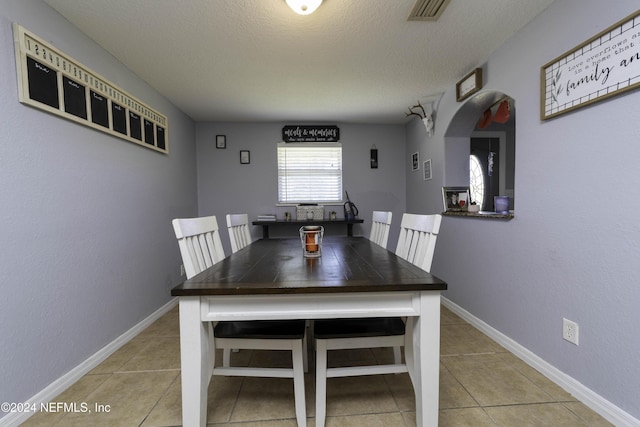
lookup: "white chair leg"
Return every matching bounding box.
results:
[393,345,402,364]
[292,341,307,427]
[315,339,328,427]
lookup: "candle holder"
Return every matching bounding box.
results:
[299,226,323,258]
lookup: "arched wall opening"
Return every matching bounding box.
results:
[443,91,516,212]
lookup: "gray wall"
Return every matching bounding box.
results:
[407,0,640,420]
[0,0,197,409]
[196,122,406,255]
[3,0,639,423]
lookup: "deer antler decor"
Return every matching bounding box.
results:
[405,101,426,119]
[405,101,434,136]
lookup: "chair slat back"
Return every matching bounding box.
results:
[369,211,393,248]
[226,213,252,253]
[395,213,442,272]
[172,215,225,279]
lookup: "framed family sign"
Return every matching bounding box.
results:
[541,9,640,120]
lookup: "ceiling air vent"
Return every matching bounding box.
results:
[408,0,452,21]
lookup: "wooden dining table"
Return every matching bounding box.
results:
[171,236,447,427]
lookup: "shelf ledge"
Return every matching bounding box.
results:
[442,211,514,220]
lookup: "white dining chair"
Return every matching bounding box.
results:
[172,215,307,427]
[368,210,392,248]
[313,213,442,427]
[226,213,252,253]
[394,213,442,272]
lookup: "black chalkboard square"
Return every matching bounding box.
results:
[90,90,109,128]
[111,102,127,135]
[129,112,142,141]
[156,126,166,150]
[27,57,59,109]
[63,76,87,119]
[144,119,154,145]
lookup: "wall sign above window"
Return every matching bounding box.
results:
[541,9,640,120]
[282,125,340,142]
[13,23,168,154]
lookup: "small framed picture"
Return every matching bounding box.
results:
[411,152,419,171]
[442,186,470,212]
[216,135,226,149]
[240,150,250,164]
[423,159,432,180]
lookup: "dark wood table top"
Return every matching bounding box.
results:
[251,219,364,225]
[171,237,447,296]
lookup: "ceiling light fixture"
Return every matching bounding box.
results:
[286,0,322,15]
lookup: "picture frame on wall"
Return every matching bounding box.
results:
[456,68,483,102]
[442,186,470,212]
[216,135,226,149]
[540,10,640,120]
[423,159,432,180]
[240,150,250,164]
[411,152,419,171]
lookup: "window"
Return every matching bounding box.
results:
[277,143,343,204]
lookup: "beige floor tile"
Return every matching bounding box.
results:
[438,407,497,426]
[248,349,296,368]
[137,306,180,338]
[563,402,615,426]
[401,411,417,427]
[225,420,299,426]
[441,353,553,406]
[441,306,466,325]
[327,348,377,366]
[485,402,592,426]
[324,412,406,426]
[142,374,243,426]
[384,372,415,411]
[231,377,301,423]
[214,347,252,367]
[440,324,504,356]
[88,336,153,374]
[118,336,181,372]
[52,370,178,427]
[21,303,613,427]
[438,364,478,410]
[497,352,576,402]
[371,346,398,364]
[324,376,399,417]
[304,373,316,417]
[383,364,480,412]
[21,374,112,427]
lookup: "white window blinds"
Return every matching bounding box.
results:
[277,143,343,204]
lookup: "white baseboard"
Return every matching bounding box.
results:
[441,297,639,427]
[0,298,178,427]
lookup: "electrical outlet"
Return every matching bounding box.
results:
[563,318,579,345]
[180,264,185,277]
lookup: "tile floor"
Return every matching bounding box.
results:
[21,304,613,426]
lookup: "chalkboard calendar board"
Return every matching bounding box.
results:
[13,23,168,154]
[90,90,109,128]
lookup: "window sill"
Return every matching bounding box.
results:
[442,211,514,220]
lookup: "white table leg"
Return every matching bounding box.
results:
[179,297,210,427]
[411,292,441,427]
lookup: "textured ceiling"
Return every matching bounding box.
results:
[42,0,554,124]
